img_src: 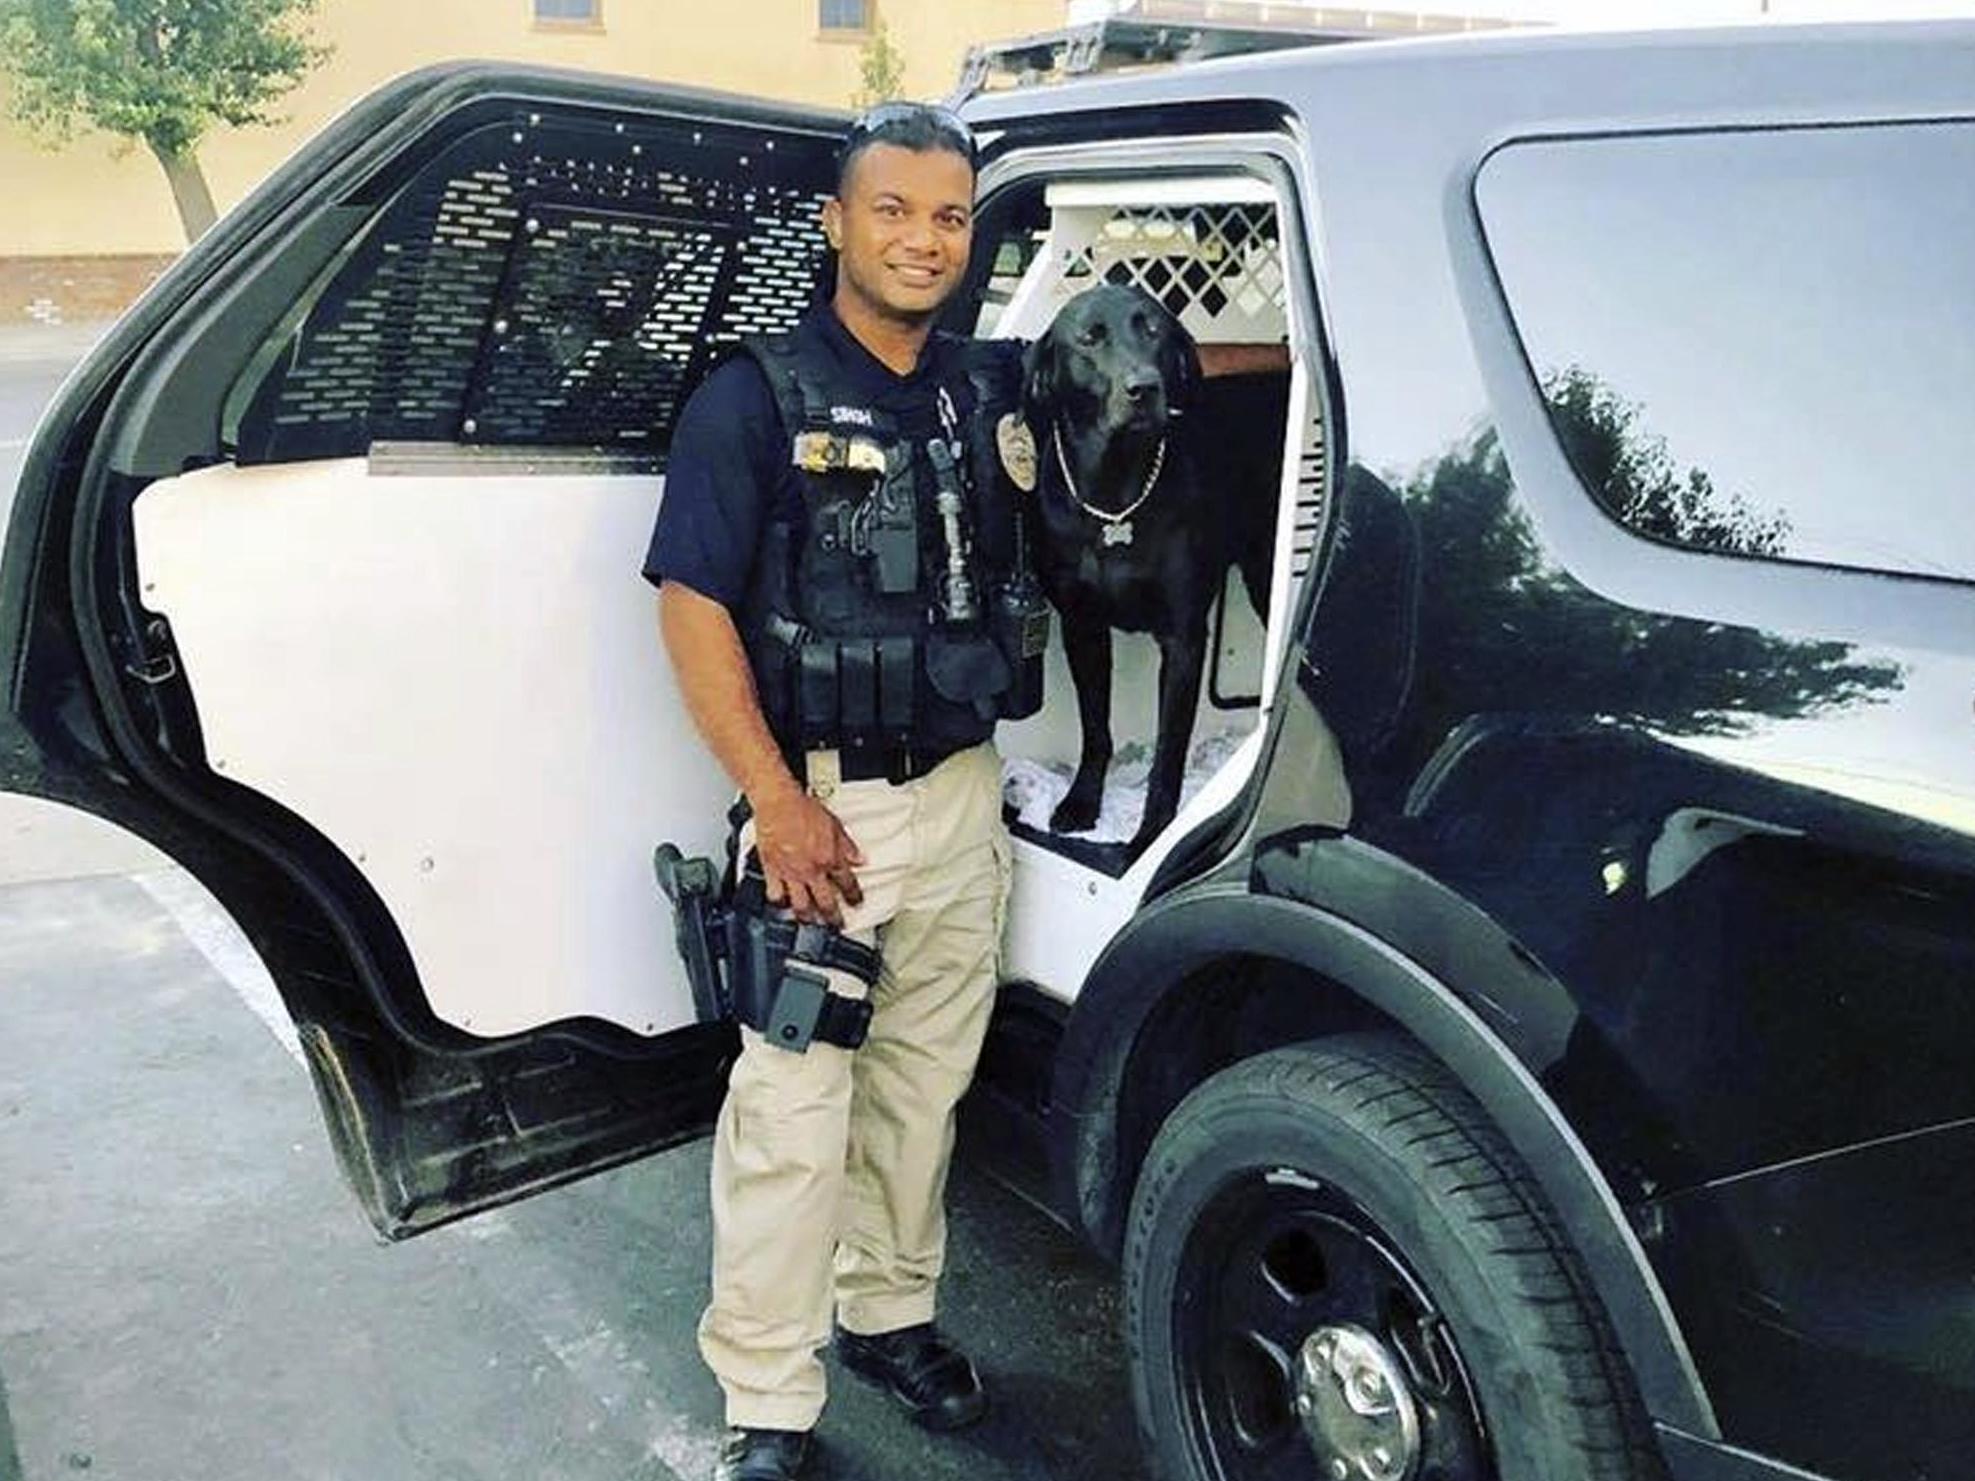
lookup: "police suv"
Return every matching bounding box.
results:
[4,19,1973,1481]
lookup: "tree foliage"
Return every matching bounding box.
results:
[850,20,906,111]
[0,0,329,240]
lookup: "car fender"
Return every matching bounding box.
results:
[1049,871,1718,1439]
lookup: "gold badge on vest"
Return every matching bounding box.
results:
[995,413,1038,494]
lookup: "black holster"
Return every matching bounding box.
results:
[652,844,879,1054]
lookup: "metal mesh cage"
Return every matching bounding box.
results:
[236,110,834,465]
[984,189,1288,346]
[1070,203,1286,336]
[982,182,1320,581]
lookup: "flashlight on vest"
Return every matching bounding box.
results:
[926,439,978,626]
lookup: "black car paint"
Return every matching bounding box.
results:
[2,28,1971,1481]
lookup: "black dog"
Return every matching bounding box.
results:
[1023,283,1281,853]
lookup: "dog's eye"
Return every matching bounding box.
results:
[1077,323,1106,347]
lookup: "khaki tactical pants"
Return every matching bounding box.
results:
[699,742,1010,1431]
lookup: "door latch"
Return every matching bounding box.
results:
[124,616,180,686]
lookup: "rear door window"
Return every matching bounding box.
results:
[1477,122,1975,585]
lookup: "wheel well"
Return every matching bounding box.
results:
[1054,889,1718,1440]
[1113,953,1395,1223]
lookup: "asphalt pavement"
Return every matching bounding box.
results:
[0,328,1138,1481]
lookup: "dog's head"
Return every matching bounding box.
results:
[1024,283,1201,441]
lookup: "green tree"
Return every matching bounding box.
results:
[0,0,330,243]
[850,20,906,111]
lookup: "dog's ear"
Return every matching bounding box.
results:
[1160,308,1203,417]
[1022,330,1057,416]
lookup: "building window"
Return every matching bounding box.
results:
[1479,122,1975,584]
[820,0,869,31]
[534,0,600,23]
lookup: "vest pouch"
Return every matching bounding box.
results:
[838,639,878,735]
[798,638,903,746]
[990,579,1050,721]
[926,629,1011,720]
[868,465,919,595]
[799,642,839,745]
[878,638,915,739]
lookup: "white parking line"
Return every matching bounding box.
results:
[129,865,303,1063]
[440,1209,720,1481]
[124,862,717,1476]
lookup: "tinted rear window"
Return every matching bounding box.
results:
[1478,123,1975,584]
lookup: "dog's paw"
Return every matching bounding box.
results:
[1050,787,1103,834]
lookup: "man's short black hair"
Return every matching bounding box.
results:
[835,102,977,195]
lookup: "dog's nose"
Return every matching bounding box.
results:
[1124,371,1161,402]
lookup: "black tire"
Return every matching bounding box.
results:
[1124,1034,1661,1481]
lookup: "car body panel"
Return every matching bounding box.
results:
[989,23,1975,1479]
[0,66,851,1232]
[6,27,1973,1479]
[131,454,723,1038]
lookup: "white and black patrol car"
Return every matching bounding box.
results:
[4,19,1973,1481]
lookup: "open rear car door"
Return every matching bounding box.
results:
[0,64,847,1237]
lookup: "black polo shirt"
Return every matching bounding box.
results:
[641,305,1020,608]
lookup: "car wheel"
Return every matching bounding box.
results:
[1124,1034,1661,1481]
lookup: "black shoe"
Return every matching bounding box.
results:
[714,1427,815,1481]
[833,1322,988,1431]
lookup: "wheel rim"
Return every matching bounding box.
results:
[1173,1166,1494,1481]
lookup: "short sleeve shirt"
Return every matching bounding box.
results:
[642,305,1024,608]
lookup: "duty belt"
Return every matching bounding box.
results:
[811,742,964,787]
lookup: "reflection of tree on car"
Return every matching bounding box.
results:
[1337,371,1923,1242]
[1351,370,1907,805]
[1544,366,1793,558]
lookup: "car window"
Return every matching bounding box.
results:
[1477,121,1975,585]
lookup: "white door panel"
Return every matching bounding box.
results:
[133,458,727,1039]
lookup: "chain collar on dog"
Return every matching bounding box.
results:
[1051,423,1166,548]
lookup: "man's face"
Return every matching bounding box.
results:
[822,141,974,325]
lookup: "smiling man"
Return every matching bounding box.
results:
[643,104,1028,1481]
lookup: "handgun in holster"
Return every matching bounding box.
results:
[652,843,879,1054]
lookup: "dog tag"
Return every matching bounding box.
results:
[1101,521,1134,547]
[996,413,1038,493]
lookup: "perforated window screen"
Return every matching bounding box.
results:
[236,110,833,465]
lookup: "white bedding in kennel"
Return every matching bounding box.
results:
[1002,724,1256,843]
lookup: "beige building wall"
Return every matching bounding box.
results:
[3,0,1063,274]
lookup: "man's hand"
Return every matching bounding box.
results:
[750,781,866,927]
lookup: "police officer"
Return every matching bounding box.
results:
[643,104,1032,1481]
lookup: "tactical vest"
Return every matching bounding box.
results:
[737,322,1047,768]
